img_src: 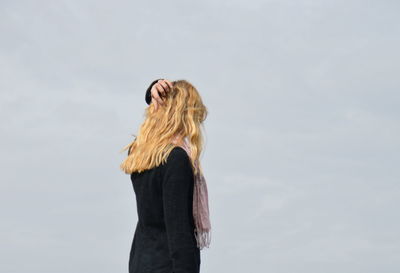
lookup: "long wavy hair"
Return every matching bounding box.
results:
[120,79,208,175]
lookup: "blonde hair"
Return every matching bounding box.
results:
[120,79,208,175]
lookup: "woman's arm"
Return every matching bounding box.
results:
[145,78,163,105]
[162,148,201,273]
[145,79,174,110]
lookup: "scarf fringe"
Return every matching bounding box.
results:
[194,229,212,250]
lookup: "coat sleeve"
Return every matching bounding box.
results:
[162,148,201,273]
[145,78,163,105]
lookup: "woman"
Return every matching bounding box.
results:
[120,79,210,273]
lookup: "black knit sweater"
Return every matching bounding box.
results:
[128,145,201,271]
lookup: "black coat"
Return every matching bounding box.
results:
[128,91,201,272]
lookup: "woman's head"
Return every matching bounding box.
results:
[120,79,208,174]
[149,79,207,132]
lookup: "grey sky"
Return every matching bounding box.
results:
[1,0,399,272]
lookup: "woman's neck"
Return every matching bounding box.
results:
[171,134,186,146]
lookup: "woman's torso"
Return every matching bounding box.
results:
[129,147,200,273]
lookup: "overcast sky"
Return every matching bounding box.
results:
[1,0,399,272]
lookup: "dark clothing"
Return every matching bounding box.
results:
[129,147,201,273]
[145,78,163,105]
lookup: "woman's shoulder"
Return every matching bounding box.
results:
[161,146,192,171]
[166,146,190,162]
[162,146,194,182]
